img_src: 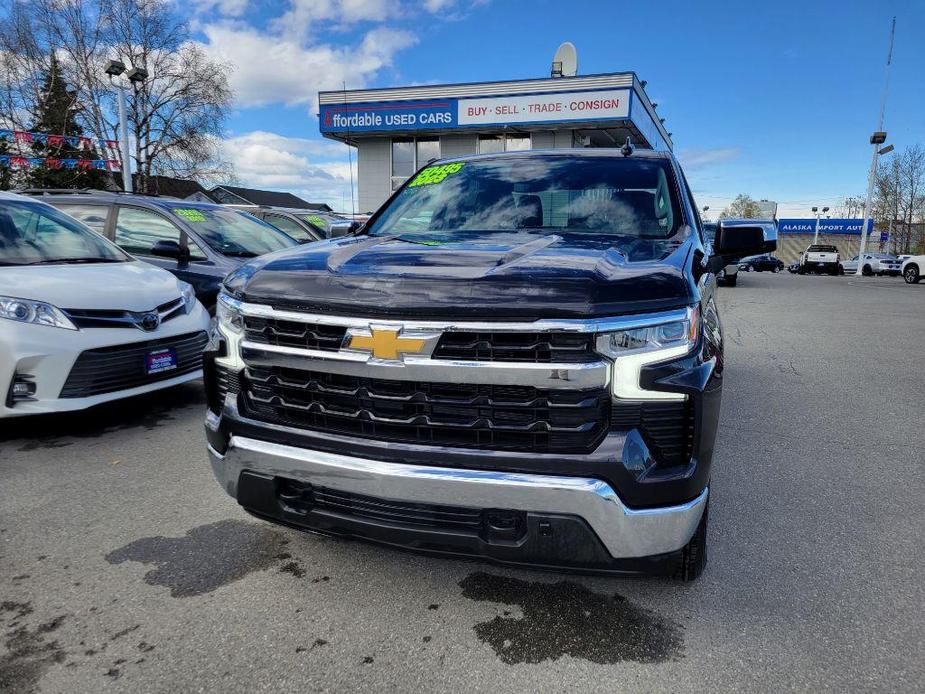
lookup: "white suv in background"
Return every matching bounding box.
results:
[0,192,210,418]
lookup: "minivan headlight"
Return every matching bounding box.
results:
[216,292,243,334]
[179,281,197,314]
[595,307,699,400]
[0,296,77,330]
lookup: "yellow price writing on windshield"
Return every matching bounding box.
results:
[407,162,465,187]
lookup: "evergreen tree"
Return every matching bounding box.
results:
[25,53,111,190]
[0,138,15,191]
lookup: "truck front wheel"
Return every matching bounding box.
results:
[674,499,709,581]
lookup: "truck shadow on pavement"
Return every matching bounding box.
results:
[0,383,205,451]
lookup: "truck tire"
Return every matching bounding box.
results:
[724,273,737,287]
[675,499,708,581]
[904,264,921,284]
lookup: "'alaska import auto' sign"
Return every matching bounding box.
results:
[777,219,874,235]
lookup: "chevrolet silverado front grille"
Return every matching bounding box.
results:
[244,317,347,351]
[431,331,597,363]
[240,366,610,453]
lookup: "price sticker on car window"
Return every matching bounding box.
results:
[408,163,465,188]
[174,208,207,222]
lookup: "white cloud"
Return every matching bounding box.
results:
[221,130,357,210]
[187,0,251,17]
[199,23,416,108]
[677,147,741,169]
[424,0,456,10]
[272,0,402,33]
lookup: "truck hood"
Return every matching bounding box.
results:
[0,261,184,311]
[225,231,698,319]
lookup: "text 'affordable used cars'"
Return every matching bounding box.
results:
[0,192,210,418]
[204,150,775,580]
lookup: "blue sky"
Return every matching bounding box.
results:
[195,0,925,215]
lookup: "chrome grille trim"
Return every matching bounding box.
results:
[240,340,610,390]
[237,301,690,335]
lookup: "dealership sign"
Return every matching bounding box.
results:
[320,88,632,133]
[777,218,874,235]
[320,99,456,132]
[457,89,630,126]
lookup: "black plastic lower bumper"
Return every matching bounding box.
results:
[236,471,684,576]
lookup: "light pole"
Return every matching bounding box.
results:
[812,206,829,244]
[104,60,148,193]
[856,136,893,274]
[857,17,896,276]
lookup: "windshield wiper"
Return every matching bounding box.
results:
[23,257,123,265]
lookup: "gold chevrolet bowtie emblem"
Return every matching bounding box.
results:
[348,329,426,360]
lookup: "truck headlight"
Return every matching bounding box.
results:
[216,292,243,334]
[595,307,699,400]
[0,296,77,330]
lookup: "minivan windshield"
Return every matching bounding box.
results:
[165,205,297,257]
[0,199,128,266]
[366,154,683,243]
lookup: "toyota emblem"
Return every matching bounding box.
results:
[140,312,160,331]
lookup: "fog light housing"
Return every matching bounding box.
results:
[7,374,36,406]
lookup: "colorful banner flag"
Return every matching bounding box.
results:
[0,156,119,171]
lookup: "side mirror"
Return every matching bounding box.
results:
[708,221,777,272]
[150,239,188,260]
[348,221,364,235]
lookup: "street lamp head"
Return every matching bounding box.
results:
[878,144,894,156]
[104,59,126,77]
[126,67,148,83]
[822,206,829,213]
[870,131,887,145]
[812,206,818,213]
[703,206,710,212]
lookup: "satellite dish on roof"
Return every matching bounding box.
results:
[551,42,577,78]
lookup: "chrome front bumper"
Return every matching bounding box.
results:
[207,433,708,560]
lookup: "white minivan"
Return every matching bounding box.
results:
[0,191,210,418]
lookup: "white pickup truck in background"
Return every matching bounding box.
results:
[799,244,841,275]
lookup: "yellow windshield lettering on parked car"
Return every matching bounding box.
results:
[174,208,207,222]
[407,163,465,188]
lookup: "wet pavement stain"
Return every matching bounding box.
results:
[104,520,287,597]
[0,604,67,694]
[459,572,684,665]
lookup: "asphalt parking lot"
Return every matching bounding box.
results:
[1,272,923,693]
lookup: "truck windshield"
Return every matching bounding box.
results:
[0,199,128,266]
[366,154,683,242]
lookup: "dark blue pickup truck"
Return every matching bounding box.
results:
[204,149,775,580]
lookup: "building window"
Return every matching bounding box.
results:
[478,135,504,154]
[478,134,531,153]
[505,134,531,151]
[392,137,440,190]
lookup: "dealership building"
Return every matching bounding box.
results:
[318,71,672,212]
[775,219,877,264]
